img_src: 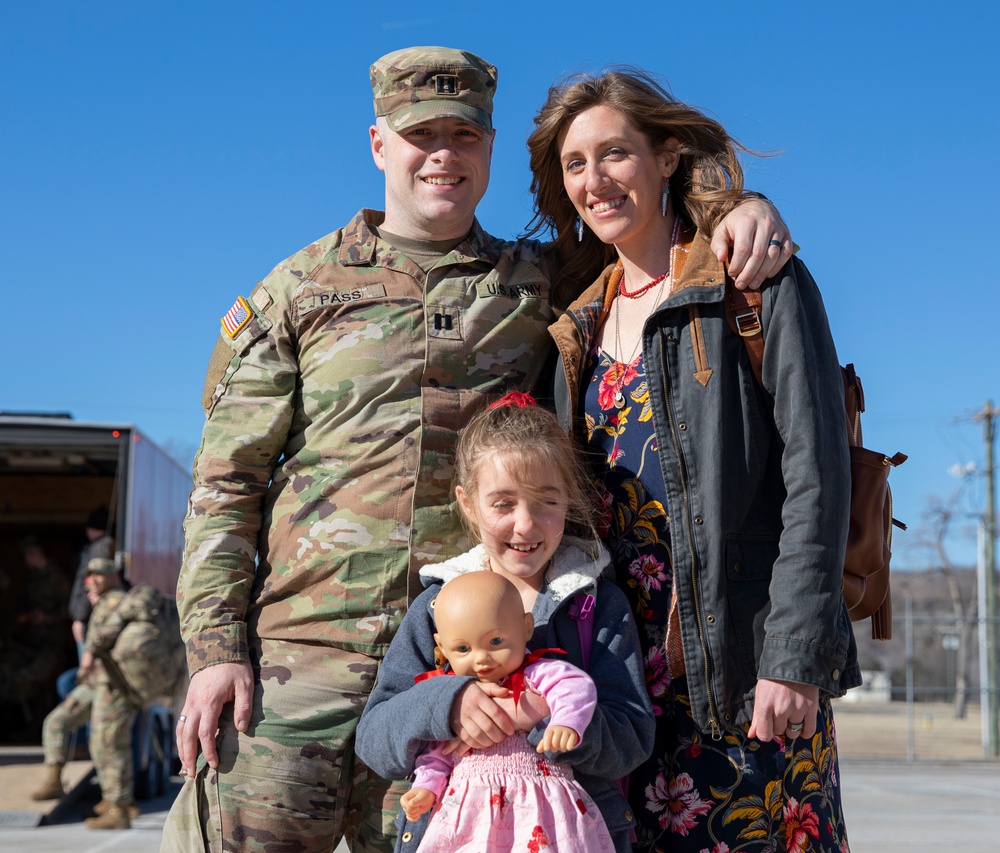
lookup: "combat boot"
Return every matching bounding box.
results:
[30,763,65,800]
[91,798,140,819]
[84,804,131,830]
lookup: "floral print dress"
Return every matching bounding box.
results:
[582,345,851,853]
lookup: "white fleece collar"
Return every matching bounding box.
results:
[418,537,610,602]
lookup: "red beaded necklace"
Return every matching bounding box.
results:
[618,269,670,299]
[616,216,682,299]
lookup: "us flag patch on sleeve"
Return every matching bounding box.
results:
[221,296,252,338]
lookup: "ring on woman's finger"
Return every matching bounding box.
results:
[768,239,783,248]
[786,721,804,733]
[178,715,188,723]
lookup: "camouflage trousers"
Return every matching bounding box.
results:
[41,682,94,765]
[90,681,139,806]
[160,640,408,853]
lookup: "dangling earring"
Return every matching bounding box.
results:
[661,184,670,217]
[575,215,585,243]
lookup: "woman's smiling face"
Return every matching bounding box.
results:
[557,103,679,257]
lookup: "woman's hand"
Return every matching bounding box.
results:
[712,199,793,291]
[748,678,819,742]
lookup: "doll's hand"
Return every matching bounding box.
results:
[400,787,437,821]
[537,724,580,753]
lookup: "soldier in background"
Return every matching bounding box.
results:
[0,537,69,720]
[68,506,114,659]
[32,558,146,829]
[163,46,792,853]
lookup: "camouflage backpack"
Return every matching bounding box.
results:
[107,584,187,706]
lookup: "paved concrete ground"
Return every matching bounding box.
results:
[2,760,997,852]
[840,760,1000,851]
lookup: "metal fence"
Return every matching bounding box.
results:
[833,606,1000,762]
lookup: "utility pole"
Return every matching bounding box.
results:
[973,401,999,756]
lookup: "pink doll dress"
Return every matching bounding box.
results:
[415,730,614,852]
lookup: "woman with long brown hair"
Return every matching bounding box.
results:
[531,69,858,852]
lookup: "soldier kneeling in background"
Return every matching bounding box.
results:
[32,557,185,830]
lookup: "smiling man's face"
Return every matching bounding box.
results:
[371,116,495,241]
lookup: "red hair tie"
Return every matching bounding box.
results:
[489,391,537,410]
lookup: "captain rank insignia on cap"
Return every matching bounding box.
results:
[434,74,458,95]
[221,296,252,339]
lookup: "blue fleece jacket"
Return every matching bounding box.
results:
[355,538,654,853]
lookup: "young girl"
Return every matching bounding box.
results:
[402,570,611,850]
[355,393,653,853]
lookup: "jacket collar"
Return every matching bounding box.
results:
[339,209,502,270]
[565,224,729,329]
[418,538,610,604]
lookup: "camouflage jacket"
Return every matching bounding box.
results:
[84,587,128,685]
[180,210,559,675]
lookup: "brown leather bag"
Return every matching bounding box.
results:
[725,283,906,640]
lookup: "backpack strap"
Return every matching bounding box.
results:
[723,280,765,386]
[568,584,597,671]
[568,580,633,816]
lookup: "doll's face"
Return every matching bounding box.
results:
[433,574,534,683]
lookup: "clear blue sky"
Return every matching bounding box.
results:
[2,1,997,568]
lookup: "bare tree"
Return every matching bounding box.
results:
[915,495,978,718]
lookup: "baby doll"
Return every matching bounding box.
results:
[401,570,613,852]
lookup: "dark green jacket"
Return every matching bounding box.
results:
[549,231,860,736]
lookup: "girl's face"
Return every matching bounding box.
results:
[456,453,569,591]
[557,103,679,258]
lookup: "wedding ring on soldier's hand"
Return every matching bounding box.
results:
[786,721,804,733]
[768,239,783,248]
[178,715,188,723]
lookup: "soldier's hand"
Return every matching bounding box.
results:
[177,661,254,777]
[78,649,94,679]
[711,198,793,291]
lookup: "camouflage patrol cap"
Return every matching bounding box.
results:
[86,557,117,575]
[371,46,497,133]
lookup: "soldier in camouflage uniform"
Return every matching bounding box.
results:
[31,681,95,795]
[162,46,791,853]
[30,558,150,829]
